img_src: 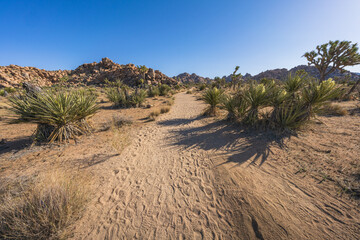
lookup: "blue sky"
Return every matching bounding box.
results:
[1,0,360,77]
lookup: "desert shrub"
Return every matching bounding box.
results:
[222,93,249,121]
[222,74,342,132]
[269,101,308,131]
[199,84,207,91]
[9,89,98,143]
[186,90,192,94]
[174,84,181,90]
[159,84,171,96]
[243,83,269,125]
[166,98,174,106]
[284,73,306,95]
[106,88,147,108]
[202,87,224,116]
[148,86,160,97]
[302,78,343,118]
[160,107,170,114]
[319,103,348,116]
[0,172,90,240]
[148,110,160,120]
[0,87,16,96]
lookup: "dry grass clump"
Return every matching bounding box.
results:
[166,98,174,106]
[148,111,160,121]
[160,107,170,114]
[186,90,192,94]
[319,103,348,116]
[0,171,91,240]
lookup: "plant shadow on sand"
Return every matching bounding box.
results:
[0,137,33,155]
[161,118,291,167]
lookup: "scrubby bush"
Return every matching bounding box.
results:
[9,89,98,143]
[199,84,207,91]
[148,85,160,97]
[319,103,348,116]
[160,107,170,114]
[148,110,160,120]
[202,87,224,116]
[106,87,147,108]
[159,84,171,96]
[0,172,90,240]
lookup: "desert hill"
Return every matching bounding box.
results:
[0,58,177,88]
[174,72,212,84]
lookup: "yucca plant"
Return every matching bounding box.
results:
[9,89,98,143]
[222,93,249,121]
[129,89,147,107]
[284,73,306,96]
[269,100,308,132]
[301,78,343,119]
[106,87,128,107]
[243,83,269,125]
[106,87,147,108]
[202,87,224,116]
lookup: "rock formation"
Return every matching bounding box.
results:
[174,73,212,84]
[0,58,178,88]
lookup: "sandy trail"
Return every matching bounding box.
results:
[72,92,359,240]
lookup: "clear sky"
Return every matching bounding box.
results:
[1,0,360,78]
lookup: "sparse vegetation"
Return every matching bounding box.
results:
[160,107,170,114]
[0,172,91,240]
[219,72,342,132]
[202,87,224,116]
[319,103,348,116]
[159,84,171,96]
[148,110,160,121]
[106,87,147,108]
[9,89,98,143]
[148,85,160,97]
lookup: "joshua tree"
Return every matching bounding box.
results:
[303,40,360,82]
[231,66,242,89]
[137,65,148,86]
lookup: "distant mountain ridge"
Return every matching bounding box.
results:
[173,72,212,84]
[225,65,360,82]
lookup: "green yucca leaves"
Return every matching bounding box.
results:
[202,87,224,116]
[222,93,249,120]
[270,101,308,131]
[9,89,98,143]
[284,73,307,94]
[106,87,147,108]
[222,74,342,131]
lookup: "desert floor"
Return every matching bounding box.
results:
[1,92,359,239]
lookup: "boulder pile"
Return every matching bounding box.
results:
[0,58,178,88]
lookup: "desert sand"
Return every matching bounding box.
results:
[62,92,359,239]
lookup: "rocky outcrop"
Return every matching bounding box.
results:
[0,58,178,88]
[174,73,212,84]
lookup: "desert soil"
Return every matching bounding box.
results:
[68,92,360,240]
